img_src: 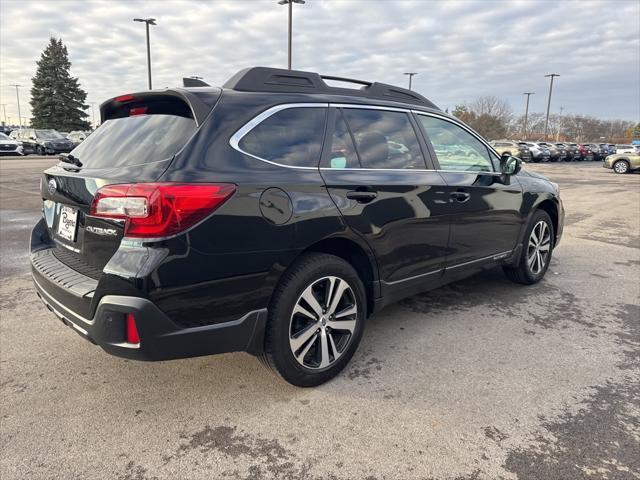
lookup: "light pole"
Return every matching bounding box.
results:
[278,0,305,70]
[89,102,97,129]
[9,84,22,130]
[133,18,156,89]
[522,92,534,139]
[403,72,418,90]
[543,73,560,140]
[0,104,7,124]
[556,106,564,141]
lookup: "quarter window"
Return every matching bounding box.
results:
[340,108,426,169]
[239,107,326,167]
[418,116,494,172]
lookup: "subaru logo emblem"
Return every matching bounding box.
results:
[47,178,57,196]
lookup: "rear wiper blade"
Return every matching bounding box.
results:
[58,153,83,168]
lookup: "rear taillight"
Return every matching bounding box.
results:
[90,183,236,238]
[125,314,140,344]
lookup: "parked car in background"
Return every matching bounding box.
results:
[11,128,74,155]
[490,140,532,162]
[0,132,23,156]
[582,143,605,161]
[521,142,550,163]
[29,66,564,386]
[67,131,90,146]
[599,144,615,156]
[576,143,594,161]
[603,152,640,174]
[554,143,573,161]
[538,142,563,161]
[615,144,640,154]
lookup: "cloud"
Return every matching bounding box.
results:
[0,0,638,123]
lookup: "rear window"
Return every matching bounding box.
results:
[70,113,196,169]
[238,107,326,167]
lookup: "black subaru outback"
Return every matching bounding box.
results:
[30,67,564,386]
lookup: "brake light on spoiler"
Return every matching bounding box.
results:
[90,183,236,238]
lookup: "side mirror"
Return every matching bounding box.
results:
[29,136,36,140]
[500,154,521,175]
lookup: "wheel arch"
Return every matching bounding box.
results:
[535,198,559,242]
[293,236,379,317]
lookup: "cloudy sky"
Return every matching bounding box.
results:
[1,0,638,126]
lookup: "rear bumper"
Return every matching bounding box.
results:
[33,275,267,360]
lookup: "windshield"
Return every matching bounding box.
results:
[70,114,196,169]
[35,130,64,139]
[0,133,10,140]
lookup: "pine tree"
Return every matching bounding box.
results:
[30,37,90,131]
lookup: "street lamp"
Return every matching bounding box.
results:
[403,72,418,90]
[133,18,157,89]
[522,92,534,139]
[543,73,560,140]
[89,102,97,129]
[278,0,305,70]
[9,84,22,130]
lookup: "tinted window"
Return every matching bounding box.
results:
[324,110,360,169]
[342,109,425,169]
[70,114,196,169]
[418,115,494,172]
[239,107,326,167]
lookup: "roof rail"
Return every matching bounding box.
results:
[223,67,439,110]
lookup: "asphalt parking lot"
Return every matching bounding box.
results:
[0,158,638,480]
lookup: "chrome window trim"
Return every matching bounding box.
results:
[229,102,329,170]
[229,101,502,174]
[330,103,412,113]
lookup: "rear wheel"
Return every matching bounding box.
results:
[613,160,630,174]
[504,210,554,285]
[36,145,45,155]
[261,253,366,387]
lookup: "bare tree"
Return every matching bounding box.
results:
[453,96,513,140]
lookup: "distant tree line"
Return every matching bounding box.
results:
[452,96,638,142]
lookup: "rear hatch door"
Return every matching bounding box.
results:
[41,90,218,278]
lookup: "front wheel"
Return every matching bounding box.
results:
[613,160,630,174]
[261,253,366,387]
[504,210,554,285]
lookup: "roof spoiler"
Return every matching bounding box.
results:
[223,67,439,110]
[183,77,211,87]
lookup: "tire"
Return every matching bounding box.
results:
[613,160,629,174]
[261,253,366,387]
[503,210,554,285]
[36,145,45,155]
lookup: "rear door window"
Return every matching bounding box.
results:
[239,107,326,167]
[324,109,360,169]
[340,108,425,169]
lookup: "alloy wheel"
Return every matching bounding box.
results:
[527,220,551,275]
[289,276,357,370]
[614,161,629,174]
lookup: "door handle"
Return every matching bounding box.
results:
[346,190,377,203]
[450,191,470,203]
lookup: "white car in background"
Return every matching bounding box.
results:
[615,144,640,154]
[0,132,24,156]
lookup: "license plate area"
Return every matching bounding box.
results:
[57,205,78,242]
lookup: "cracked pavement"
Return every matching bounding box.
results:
[1,159,638,479]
